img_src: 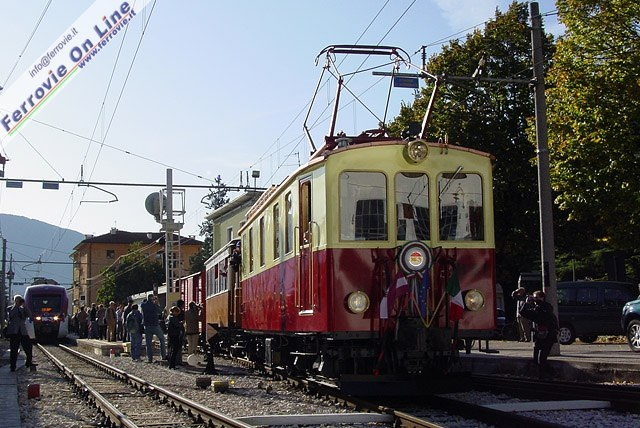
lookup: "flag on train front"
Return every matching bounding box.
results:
[380,272,409,319]
[417,270,430,317]
[446,267,464,321]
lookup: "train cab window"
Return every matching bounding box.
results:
[395,173,429,240]
[438,172,484,241]
[31,296,62,312]
[340,172,387,241]
[285,192,293,254]
[273,203,281,259]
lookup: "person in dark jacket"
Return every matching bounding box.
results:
[6,295,35,371]
[141,294,166,363]
[520,290,558,379]
[166,306,183,369]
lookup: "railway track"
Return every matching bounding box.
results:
[471,373,640,412]
[38,344,253,427]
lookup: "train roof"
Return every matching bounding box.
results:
[25,283,68,294]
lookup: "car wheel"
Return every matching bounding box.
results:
[558,324,575,345]
[578,335,598,343]
[626,320,640,352]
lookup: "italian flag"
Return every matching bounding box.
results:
[446,267,464,321]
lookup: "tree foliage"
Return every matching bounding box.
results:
[389,2,554,291]
[544,0,640,282]
[96,242,164,304]
[547,0,640,256]
[189,175,230,273]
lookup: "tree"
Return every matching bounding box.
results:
[389,2,555,292]
[189,175,230,272]
[546,0,640,279]
[96,242,164,304]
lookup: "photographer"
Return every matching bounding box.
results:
[6,295,35,372]
[521,290,559,379]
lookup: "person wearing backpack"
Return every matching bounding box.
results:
[126,304,143,361]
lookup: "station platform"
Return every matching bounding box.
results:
[0,344,26,428]
[459,339,640,383]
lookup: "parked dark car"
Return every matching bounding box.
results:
[621,298,640,352]
[557,281,636,345]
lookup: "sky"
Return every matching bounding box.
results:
[0,1,561,260]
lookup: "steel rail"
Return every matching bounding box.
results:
[38,344,138,428]
[46,344,253,428]
[472,373,640,412]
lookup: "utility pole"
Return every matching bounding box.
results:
[1,237,6,325]
[530,1,558,355]
[160,169,185,308]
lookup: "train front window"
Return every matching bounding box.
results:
[396,173,429,240]
[31,296,62,312]
[340,172,387,241]
[438,172,484,241]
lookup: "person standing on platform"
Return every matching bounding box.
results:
[176,299,186,364]
[6,295,35,372]
[76,306,88,339]
[97,304,106,340]
[184,302,201,355]
[166,306,183,369]
[511,287,531,342]
[141,294,166,363]
[89,303,98,339]
[122,299,133,343]
[521,290,559,379]
[106,301,117,342]
[126,304,143,361]
[115,303,124,341]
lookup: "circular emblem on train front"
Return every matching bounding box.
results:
[399,241,433,274]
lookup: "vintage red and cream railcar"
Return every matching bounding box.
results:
[206,45,497,381]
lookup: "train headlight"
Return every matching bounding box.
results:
[405,140,429,163]
[463,289,485,311]
[347,291,370,314]
[53,316,60,321]
[35,316,42,321]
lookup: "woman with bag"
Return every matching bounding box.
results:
[6,295,35,372]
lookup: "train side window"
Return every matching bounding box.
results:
[106,250,115,259]
[273,203,281,259]
[259,217,266,267]
[438,172,484,241]
[395,172,429,241]
[248,227,254,273]
[340,171,387,241]
[285,192,293,254]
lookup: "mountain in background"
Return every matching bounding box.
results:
[0,214,84,296]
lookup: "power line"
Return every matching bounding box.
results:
[0,177,267,191]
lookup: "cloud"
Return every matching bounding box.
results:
[433,0,509,31]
